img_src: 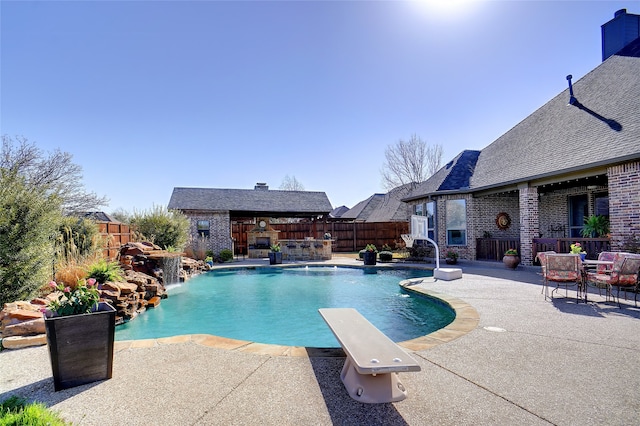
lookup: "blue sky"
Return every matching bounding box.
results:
[1,1,635,214]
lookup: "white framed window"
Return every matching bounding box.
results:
[446,200,466,245]
[426,201,436,240]
[197,220,210,238]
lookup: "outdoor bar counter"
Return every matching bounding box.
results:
[280,238,332,261]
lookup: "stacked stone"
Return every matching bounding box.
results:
[0,301,48,349]
[0,271,169,349]
[1,241,206,350]
[119,242,164,276]
[119,241,207,282]
[99,271,167,325]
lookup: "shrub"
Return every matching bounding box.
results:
[378,251,393,262]
[54,258,89,287]
[184,234,208,260]
[581,214,609,238]
[130,205,190,251]
[219,249,233,262]
[620,233,640,254]
[54,216,101,264]
[0,171,63,306]
[409,245,431,259]
[85,258,124,283]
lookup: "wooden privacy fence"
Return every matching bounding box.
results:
[232,221,409,253]
[98,222,131,259]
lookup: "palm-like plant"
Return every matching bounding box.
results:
[581,215,609,238]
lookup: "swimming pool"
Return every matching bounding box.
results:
[115,266,455,347]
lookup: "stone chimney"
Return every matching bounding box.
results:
[601,9,640,61]
[254,182,269,190]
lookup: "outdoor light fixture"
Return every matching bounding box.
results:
[566,75,578,106]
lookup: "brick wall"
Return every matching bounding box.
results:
[608,161,640,250]
[471,193,520,239]
[185,211,233,254]
[539,191,569,238]
[518,185,539,265]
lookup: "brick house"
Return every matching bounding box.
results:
[167,183,333,255]
[402,10,640,265]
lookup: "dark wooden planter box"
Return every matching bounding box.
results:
[363,251,377,266]
[45,302,116,391]
[269,252,283,265]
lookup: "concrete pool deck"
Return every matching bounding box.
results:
[1,256,639,425]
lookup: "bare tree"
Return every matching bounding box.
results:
[1,135,108,213]
[279,175,305,191]
[381,134,443,192]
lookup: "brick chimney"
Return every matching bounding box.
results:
[602,9,640,61]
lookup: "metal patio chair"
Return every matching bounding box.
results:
[595,253,640,307]
[543,254,582,301]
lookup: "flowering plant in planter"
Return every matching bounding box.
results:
[570,242,586,255]
[270,242,281,252]
[46,279,100,317]
[503,248,520,269]
[43,278,116,391]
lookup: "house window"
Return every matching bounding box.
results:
[594,193,609,218]
[415,203,424,216]
[197,220,210,238]
[446,199,466,245]
[426,201,436,240]
[569,195,588,238]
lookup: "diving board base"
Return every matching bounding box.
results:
[340,357,408,403]
[434,268,462,281]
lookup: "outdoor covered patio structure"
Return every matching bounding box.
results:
[167,183,333,258]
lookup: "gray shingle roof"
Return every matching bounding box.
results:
[405,39,640,199]
[471,49,640,190]
[403,150,480,200]
[329,205,349,218]
[77,211,121,223]
[167,187,333,217]
[339,185,412,222]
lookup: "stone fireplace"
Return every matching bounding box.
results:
[247,218,279,259]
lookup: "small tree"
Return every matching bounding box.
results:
[381,134,443,193]
[129,205,190,250]
[279,175,305,191]
[0,171,63,306]
[1,135,107,214]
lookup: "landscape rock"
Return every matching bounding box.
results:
[0,241,206,349]
[3,318,45,337]
[2,334,47,349]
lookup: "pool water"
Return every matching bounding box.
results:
[115,266,455,348]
